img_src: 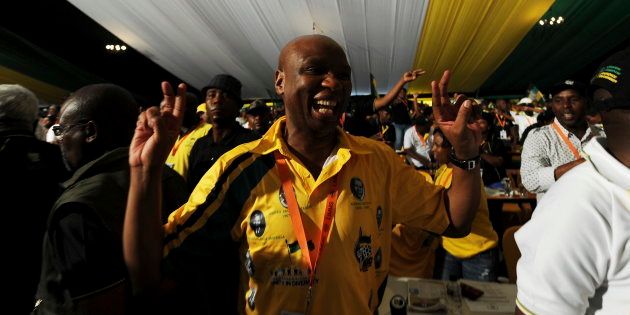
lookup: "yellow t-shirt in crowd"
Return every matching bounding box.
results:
[389,173,438,278]
[162,117,450,314]
[165,123,211,180]
[435,164,498,259]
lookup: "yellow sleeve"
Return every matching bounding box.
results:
[388,150,449,235]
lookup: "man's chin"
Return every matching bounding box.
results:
[210,116,235,126]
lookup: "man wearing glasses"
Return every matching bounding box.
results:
[34,84,187,314]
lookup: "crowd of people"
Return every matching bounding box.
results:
[1,34,627,314]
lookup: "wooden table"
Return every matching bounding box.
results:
[487,192,536,203]
[378,277,516,315]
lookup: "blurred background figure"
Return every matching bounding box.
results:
[165,92,211,181]
[245,99,273,136]
[432,128,499,282]
[35,84,187,314]
[478,112,508,186]
[0,84,68,314]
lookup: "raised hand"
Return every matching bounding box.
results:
[431,70,482,159]
[402,69,427,83]
[129,82,187,170]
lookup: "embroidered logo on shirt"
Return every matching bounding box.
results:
[270,266,309,286]
[376,206,383,228]
[247,287,256,309]
[250,210,266,237]
[354,227,373,272]
[286,239,315,254]
[278,187,288,208]
[245,250,255,277]
[350,177,366,201]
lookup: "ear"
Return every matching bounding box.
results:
[84,121,97,143]
[274,69,285,96]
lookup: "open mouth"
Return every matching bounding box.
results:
[312,99,338,118]
[562,112,575,121]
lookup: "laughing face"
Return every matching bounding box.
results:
[551,89,587,129]
[275,35,352,138]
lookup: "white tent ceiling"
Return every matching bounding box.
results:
[68,0,429,98]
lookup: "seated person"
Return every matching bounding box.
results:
[478,112,508,186]
[403,116,432,170]
[370,106,396,149]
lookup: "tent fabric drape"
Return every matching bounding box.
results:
[0,65,69,104]
[481,0,630,94]
[67,0,430,97]
[408,0,553,94]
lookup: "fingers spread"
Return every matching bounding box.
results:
[431,80,443,122]
[172,83,187,121]
[413,69,426,76]
[161,81,175,113]
[439,70,451,106]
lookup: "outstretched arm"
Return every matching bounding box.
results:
[124,82,187,294]
[431,71,482,237]
[374,69,426,110]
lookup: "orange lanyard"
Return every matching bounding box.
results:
[551,122,581,159]
[414,128,427,147]
[274,151,339,306]
[170,130,192,155]
[495,113,506,128]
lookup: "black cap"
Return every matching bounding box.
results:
[548,79,588,98]
[201,74,242,103]
[246,99,270,115]
[590,48,629,110]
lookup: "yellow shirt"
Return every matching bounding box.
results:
[389,224,439,278]
[165,123,211,180]
[162,117,449,314]
[435,164,498,259]
[389,173,438,278]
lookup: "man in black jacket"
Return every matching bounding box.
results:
[34,84,187,314]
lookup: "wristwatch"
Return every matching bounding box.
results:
[448,150,480,171]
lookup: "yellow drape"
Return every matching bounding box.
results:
[0,65,69,104]
[409,0,554,94]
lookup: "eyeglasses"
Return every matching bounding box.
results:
[51,120,91,137]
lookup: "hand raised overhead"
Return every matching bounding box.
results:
[431,70,482,160]
[402,69,427,83]
[129,82,187,170]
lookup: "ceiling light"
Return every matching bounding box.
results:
[106,43,128,52]
[538,16,564,27]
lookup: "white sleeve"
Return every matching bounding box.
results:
[520,129,555,193]
[402,127,414,150]
[515,175,609,314]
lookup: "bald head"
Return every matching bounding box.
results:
[61,83,139,147]
[278,35,346,71]
[274,34,352,139]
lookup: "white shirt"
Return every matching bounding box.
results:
[520,118,604,200]
[513,112,538,139]
[516,137,630,314]
[45,124,59,144]
[402,126,431,168]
